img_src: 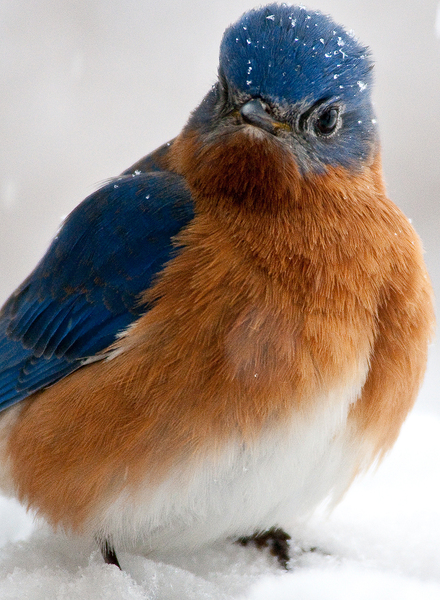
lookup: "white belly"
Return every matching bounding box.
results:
[94,376,372,556]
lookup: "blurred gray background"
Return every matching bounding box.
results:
[0,0,439,411]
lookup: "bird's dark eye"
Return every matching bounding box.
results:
[314,107,340,136]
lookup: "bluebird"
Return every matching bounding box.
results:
[0,4,434,570]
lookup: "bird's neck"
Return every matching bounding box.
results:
[167,127,389,284]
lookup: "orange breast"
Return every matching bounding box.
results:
[6,151,434,533]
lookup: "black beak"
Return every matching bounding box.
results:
[239,99,290,135]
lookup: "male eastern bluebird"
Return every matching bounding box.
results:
[0,4,434,570]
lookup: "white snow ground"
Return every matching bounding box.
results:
[0,347,438,599]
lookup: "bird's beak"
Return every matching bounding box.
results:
[239,99,291,135]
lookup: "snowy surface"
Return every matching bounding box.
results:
[0,383,439,599]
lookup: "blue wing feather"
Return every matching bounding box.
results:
[0,166,194,411]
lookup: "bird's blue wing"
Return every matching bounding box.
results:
[0,169,194,411]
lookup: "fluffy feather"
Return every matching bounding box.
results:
[0,4,434,563]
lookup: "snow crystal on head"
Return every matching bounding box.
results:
[220,3,373,106]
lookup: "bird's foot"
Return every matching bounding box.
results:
[100,538,121,570]
[238,527,291,569]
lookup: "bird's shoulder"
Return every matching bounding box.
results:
[0,141,194,410]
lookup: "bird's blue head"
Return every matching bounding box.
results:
[179,4,378,180]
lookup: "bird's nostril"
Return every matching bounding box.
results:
[240,99,270,123]
[239,99,289,134]
[240,98,291,135]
